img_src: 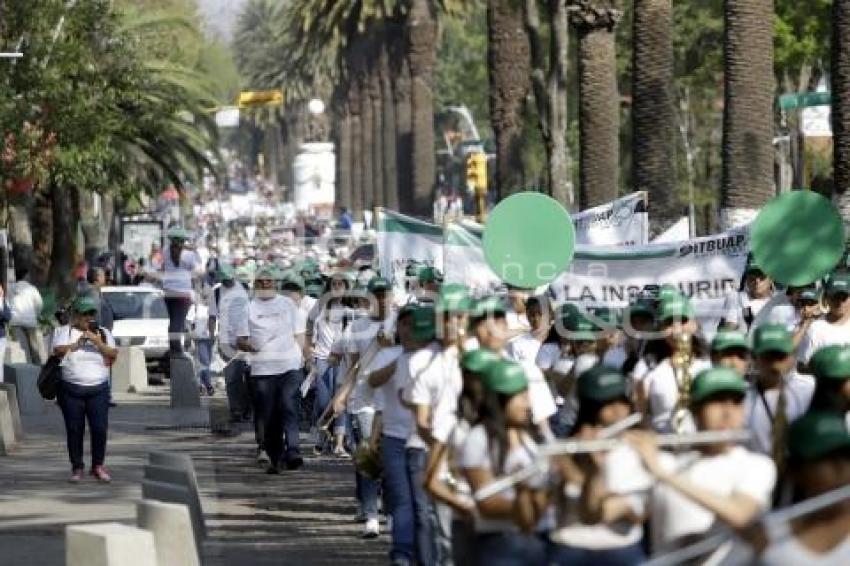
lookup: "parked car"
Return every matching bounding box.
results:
[101,286,170,377]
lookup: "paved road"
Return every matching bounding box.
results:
[0,388,387,565]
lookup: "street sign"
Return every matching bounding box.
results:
[238,90,284,109]
[778,91,830,110]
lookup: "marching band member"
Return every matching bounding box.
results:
[639,294,710,433]
[403,284,471,563]
[744,325,814,473]
[720,261,776,333]
[549,366,646,565]
[628,367,777,556]
[809,345,850,412]
[709,329,751,376]
[460,360,549,566]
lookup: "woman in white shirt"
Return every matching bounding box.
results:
[160,227,202,355]
[461,360,549,566]
[52,296,118,483]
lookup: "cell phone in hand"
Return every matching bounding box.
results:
[87,321,99,333]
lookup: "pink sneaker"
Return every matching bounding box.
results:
[90,466,112,483]
[68,469,84,483]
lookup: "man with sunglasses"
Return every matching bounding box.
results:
[798,273,850,372]
[720,261,776,333]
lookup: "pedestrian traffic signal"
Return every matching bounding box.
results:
[466,152,487,193]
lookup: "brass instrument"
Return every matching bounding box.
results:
[670,332,694,434]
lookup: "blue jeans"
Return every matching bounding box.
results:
[475,532,547,566]
[249,370,304,465]
[195,339,213,388]
[382,435,415,562]
[224,356,249,416]
[406,447,433,566]
[350,412,379,520]
[58,381,110,471]
[312,361,344,436]
[548,542,645,565]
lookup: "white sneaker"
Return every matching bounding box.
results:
[362,518,380,539]
[257,449,271,465]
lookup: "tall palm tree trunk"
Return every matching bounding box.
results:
[394,56,415,214]
[49,184,80,300]
[349,85,364,219]
[360,75,375,213]
[8,190,33,274]
[381,37,400,210]
[721,0,774,229]
[573,2,621,209]
[31,184,54,288]
[488,0,531,199]
[633,0,677,234]
[371,62,385,209]
[407,0,438,217]
[334,90,353,213]
[833,0,850,224]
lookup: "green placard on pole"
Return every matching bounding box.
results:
[778,91,831,110]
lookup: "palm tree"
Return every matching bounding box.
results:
[380,31,400,210]
[632,0,677,233]
[488,0,531,199]
[720,0,774,229]
[571,0,621,209]
[333,85,354,212]
[833,0,850,223]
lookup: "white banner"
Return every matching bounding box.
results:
[651,217,690,243]
[376,209,444,293]
[573,191,649,246]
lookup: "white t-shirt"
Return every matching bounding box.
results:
[311,305,347,360]
[536,343,578,426]
[523,362,557,425]
[505,332,544,365]
[506,310,530,334]
[374,349,415,440]
[798,318,850,363]
[643,357,711,433]
[187,303,210,340]
[758,520,850,565]
[404,343,461,448]
[350,345,402,414]
[10,280,42,328]
[243,296,306,376]
[300,295,317,321]
[722,291,772,331]
[650,446,776,554]
[459,424,544,533]
[345,315,397,413]
[162,249,200,298]
[53,325,116,387]
[744,372,815,456]
[750,293,799,335]
[212,283,249,349]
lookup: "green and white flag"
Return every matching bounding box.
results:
[573,191,648,246]
[376,209,444,289]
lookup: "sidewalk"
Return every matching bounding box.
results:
[0,388,387,565]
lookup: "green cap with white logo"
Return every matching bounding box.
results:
[825,272,850,295]
[752,323,794,355]
[436,284,471,313]
[460,349,501,374]
[689,367,747,404]
[711,330,750,353]
[810,345,850,381]
[482,360,529,396]
[788,411,850,462]
[657,296,694,323]
[577,365,627,402]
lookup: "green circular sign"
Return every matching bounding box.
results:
[482,193,575,288]
[751,191,845,286]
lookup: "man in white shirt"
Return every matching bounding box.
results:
[719,261,776,332]
[212,264,252,423]
[235,265,307,473]
[798,273,850,370]
[159,227,203,355]
[745,324,814,463]
[9,266,46,365]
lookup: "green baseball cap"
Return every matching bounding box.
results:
[470,295,507,319]
[745,260,764,275]
[73,296,99,314]
[436,283,471,313]
[658,285,683,303]
[567,313,599,342]
[626,299,655,319]
[255,265,280,281]
[235,265,253,283]
[825,272,850,295]
[418,266,443,284]
[799,288,820,302]
[166,226,190,240]
[788,411,850,462]
[367,276,392,293]
[305,281,325,298]
[590,306,621,329]
[218,263,235,280]
[657,296,694,323]
[752,323,794,355]
[460,349,502,374]
[405,262,423,278]
[557,303,581,326]
[711,330,750,353]
[482,360,529,396]
[810,345,850,381]
[412,305,436,342]
[577,365,628,402]
[689,367,747,404]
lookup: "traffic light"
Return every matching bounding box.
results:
[466,152,487,193]
[238,90,284,109]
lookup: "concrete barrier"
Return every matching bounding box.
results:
[141,479,204,549]
[0,389,17,455]
[208,396,231,434]
[0,383,23,440]
[143,464,206,540]
[3,363,47,415]
[66,522,157,566]
[3,340,27,365]
[169,356,200,408]
[136,500,200,566]
[112,347,148,393]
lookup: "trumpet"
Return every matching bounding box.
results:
[670,332,693,434]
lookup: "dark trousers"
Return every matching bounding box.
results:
[548,542,646,565]
[475,532,547,566]
[223,355,250,417]
[164,297,191,353]
[250,370,303,465]
[58,381,110,471]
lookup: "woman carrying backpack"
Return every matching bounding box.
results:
[52,296,118,483]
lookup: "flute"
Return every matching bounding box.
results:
[473,426,750,502]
